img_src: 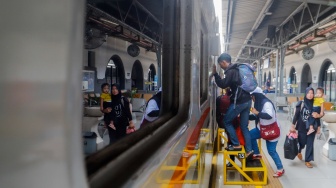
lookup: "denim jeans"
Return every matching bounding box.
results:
[250,128,283,170]
[223,100,252,152]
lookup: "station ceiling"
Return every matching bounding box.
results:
[222,0,336,63]
[85,0,336,62]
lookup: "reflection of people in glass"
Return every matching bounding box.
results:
[100,83,115,130]
[140,87,162,128]
[108,84,134,144]
[88,77,94,90]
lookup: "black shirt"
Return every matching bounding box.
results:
[213,63,251,104]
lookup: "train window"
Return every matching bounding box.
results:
[200,31,208,104]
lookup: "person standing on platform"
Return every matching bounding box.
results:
[265,79,271,93]
[212,53,254,159]
[140,87,162,128]
[249,87,284,177]
[290,87,324,168]
[108,84,135,144]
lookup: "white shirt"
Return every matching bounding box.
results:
[141,99,159,123]
[259,101,280,142]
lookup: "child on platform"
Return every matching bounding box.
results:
[100,83,116,130]
[307,87,324,135]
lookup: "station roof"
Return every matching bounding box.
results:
[222,0,336,63]
[85,0,336,61]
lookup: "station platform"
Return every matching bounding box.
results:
[171,110,336,188]
[210,110,336,188]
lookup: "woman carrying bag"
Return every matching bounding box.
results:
[290,87,323,168]
[249,87,284,177]
[108,84,135,144]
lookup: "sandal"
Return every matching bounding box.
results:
[307,128,315,135]
[305,162,313,168]
[273,169,285,177]
[253,154,262,160]
[297,153,302,160]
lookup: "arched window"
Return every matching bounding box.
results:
[106,60,117,85]
[148,64,156,91]
[289,67,296,84]
[301,63,312,93]
[105,56,125,89]
[321,63,336,102]
[131,60,144,90]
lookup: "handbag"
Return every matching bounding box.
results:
[284,133,298,160]
[259,121,280,140]
[126,127,135,134]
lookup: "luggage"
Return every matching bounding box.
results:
[216,94,230,127]
[216,91,245,145]
[284,133,298,160]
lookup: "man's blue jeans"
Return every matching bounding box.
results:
[223,100,252,152]
[250,128,283,170]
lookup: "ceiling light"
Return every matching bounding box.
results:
[264,12,272,15]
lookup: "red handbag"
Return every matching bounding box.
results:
[126,127,135,134]
[260,121,280,140]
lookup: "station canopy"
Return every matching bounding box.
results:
[85,0,336,62]
[221,0,336,63]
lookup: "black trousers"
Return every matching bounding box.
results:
[298,130,316,162]
[107,121,128,144]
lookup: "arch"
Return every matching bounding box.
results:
[148,64,156,91]
[289,66,296,84]
[105,55,125,89]
[300,63,312,93]
[131,60,144,90]
[319,59,335,101]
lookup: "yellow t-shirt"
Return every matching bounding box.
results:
[101,93,111,102]
[313,97,324,107]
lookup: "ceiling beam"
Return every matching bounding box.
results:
[226,43,277,50]
[288,0,336,6]
[235,0,274,61]
[232,56,259,61]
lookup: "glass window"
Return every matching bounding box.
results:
[323,64,335,102]
[105,60,118,85]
